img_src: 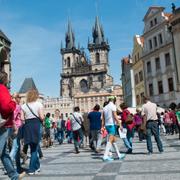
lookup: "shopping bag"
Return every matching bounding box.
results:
[118,128,127,138]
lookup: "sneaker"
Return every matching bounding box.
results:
[35,168,41,174]
[18,171,26,179]
[102,156,114,162]
[118,153,126,160]
[27,172,35,175]
[75,147,80,154]
[126,150,132,154]
[147,152,153,155]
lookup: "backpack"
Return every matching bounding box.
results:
[124,109,133,124]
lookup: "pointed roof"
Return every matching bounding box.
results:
[65,20,75,49]
[92,16,105,45]
[19,78,38,94]
[0,29,11,44]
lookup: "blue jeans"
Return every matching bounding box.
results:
[57,129,64,144]
[73,128,84,149]
[10,137,18,161]
[9,136,22,173]
[0,128,19,180]
[29,143,40,172]
[67,130,73,143]
[146,121,163,153]
[122,124,133,150]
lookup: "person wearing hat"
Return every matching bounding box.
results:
[102,96,125,161]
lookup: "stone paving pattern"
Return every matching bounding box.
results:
[0,134,180,180]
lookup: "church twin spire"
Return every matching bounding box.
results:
[64,16,107,50]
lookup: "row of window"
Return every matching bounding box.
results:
[148,77,174,96]
[148,33,163,50]
[65,52,101,68]
[44,103,70,108]
[51,113,69,119]
[135,70,143,84]
[147,52,171,73]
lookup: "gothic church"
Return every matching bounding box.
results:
[60,17,113,98]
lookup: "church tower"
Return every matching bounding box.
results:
[88,16,113,89]
[60,20,81,98]
[88,16,110,72]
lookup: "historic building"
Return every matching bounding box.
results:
[142,6,180,107]
[58,17,123,113]
[60,17,113,98]
[0,30,11,86]
[169,5,180,94]
[121,56,136,107]
[43,97,73,119]
[132,35,145,107]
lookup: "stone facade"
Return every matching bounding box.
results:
[43,97,73,119]
[60,17,113,99]
[121,56,136,107]
[142,6,180,107]
[43,17,123,117]
[132,35,145,107]
[74,85,123,113]
[0,30,11,86]
[58,17,123,114]
[169,6,180,93]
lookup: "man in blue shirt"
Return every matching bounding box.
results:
[88,104,102,152]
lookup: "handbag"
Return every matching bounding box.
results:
[118,128,127,139]
[72,114,85,131]
[125,114,133,124]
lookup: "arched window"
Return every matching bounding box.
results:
[80,79,89,93]
[95,53,100,64]
[67,57,71,67]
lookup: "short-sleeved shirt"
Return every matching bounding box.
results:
[141,101,157,121]
[70,112,84,131]
[21,101,43,119]
[103,102,117,126]
[88,111,101,130]
[45,117,51,128]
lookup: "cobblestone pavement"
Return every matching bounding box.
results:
[0,134,180,180]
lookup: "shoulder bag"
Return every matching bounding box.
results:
[26,103,42,122]
[72,113,85,132]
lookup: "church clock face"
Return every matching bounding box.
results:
[80,79,89,93]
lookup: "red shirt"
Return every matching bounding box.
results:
[66,119,72,131]
[121,109,130,123]
[169,111,177,124]
[121,108,135,131]
[0,84,16,127]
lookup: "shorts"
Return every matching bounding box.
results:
[105,125,116,136]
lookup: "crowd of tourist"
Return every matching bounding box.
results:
[0,70,180,179]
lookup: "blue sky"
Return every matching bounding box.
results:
[0,0,179,97]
